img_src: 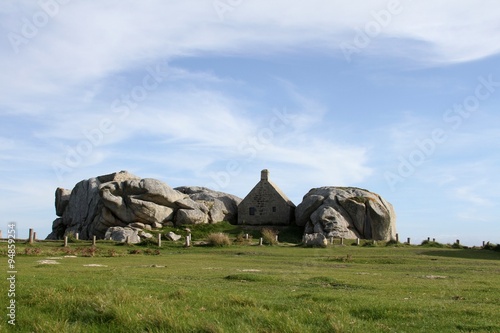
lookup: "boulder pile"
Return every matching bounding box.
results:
[47,171,241,241]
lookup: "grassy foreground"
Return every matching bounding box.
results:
[1,236,499,332]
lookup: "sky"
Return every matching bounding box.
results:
[1,0,499,245]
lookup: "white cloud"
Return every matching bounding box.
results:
[2,0,500,115]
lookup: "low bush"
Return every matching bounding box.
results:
[206,232,232,247]
[234,232,252,244]
[362,240,377,247]
[144,249,161,255]
[483,243,500,252]
[23,247,43,255]
[261,228,278,246]
[81,247,97,257]
[420,240,445,248]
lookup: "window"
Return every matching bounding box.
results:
[272,206,277,213]
[249,207,256,216]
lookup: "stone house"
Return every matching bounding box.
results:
[237,169,295,225]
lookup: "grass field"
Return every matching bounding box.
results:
[1,229,499,333]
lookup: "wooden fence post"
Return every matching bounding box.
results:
[341,237,344,245]
[75,233,79,240]
[29,228,34,244]
[92,235,96,246]
[407,237,411,245]
[395,233,399,243]
[64,236,68,247]
[259,238,263,246]
[158,233,162,247]
[356,238,360,245]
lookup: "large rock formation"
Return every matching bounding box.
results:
[296,187,396,241]
[47,171,242,240]
[175,186,241,224]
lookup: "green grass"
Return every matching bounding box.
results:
[1,236,500,332]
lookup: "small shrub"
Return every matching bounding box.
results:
[128,249,142,255]
[420,240,445,248]
[234,232,252,244]
[59,247,77,256]
[81,247,97,257]
[144,249,161,255]
[107,249,118,257]
[67,233,81,243]
[362,240,377,247]
[483,243,500,252]
[261,228,278,246]
[207,233,231,247]
[24,247,43,256]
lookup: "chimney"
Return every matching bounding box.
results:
[261,169,269,181]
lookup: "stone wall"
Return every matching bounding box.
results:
[238,170,295,225]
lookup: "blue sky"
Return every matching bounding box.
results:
[1,1,499,245]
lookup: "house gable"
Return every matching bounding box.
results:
[237,169,295,225]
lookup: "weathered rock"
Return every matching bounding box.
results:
[175,186,242,224]
[139,231,153,239]
[176,208,209,225]
[55,188,71,217]
[129,222,146,229]
[104,227,141,244]
[47,171,187,240]
[100,178,179,225]
[46,171,243,240]
[296,187,396,241]
[166,231,182,241]
[303,233,327,247]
